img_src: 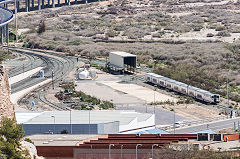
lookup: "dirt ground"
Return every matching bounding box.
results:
[75,69,144,104]
[76,68,223,120]
[162,104,221,120]
[98,80,177,103]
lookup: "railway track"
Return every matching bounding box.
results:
[8,53,34,76]
[8,47,76,111]
[122,74,233,112]
[38,91,70,110]
[8,47,231,113]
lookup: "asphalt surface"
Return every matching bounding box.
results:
[116,104,186,125]
[0,6,13,26]
[0,8,11,20]
[169,117,240,133]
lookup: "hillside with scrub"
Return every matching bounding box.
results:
[11,0,240,104]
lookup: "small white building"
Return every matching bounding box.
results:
[77,69,89,80]
[109,51,137,73]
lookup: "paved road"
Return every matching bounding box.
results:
[168,117,240,133]
[0,5,13,26]
[0,8,12,21]
[117,104,186,125]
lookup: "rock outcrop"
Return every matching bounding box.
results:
[0,64,15,120]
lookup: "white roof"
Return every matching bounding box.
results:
[27,134,100,146]
[16,110,153,125]
[16,111,44,124]
[110,51,136,57]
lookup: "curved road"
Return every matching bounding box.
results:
[0,4,13,26]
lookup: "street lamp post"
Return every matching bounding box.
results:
[51,115,55,134]
[86,106,91,134]
[90,145,93,159]
[151,144,158,159]
[109,144,114,159]
[227,72,229,109]
[120,145,123,159]
[153,85,157,114]
[136,144,142,159]
[174,104,176,134]
[70,110,72,134]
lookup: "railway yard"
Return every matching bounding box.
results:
[0,0,240,158]
[4,47,239,133]
[0,0,238,134]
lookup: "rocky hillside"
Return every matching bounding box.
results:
[0,64,15,120]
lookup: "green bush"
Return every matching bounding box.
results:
[0,50,13,62]
[0,117,26,159]
[61,129,68,134]
[99,101,115,109]
[24,138,34,144]
[22,42,30,48]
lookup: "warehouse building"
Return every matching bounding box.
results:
[109,51,137,73]
[16,110,155,135]
[28,133,237,158]
[26,134,196,158]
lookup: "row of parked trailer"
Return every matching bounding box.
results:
[146,73,220,104]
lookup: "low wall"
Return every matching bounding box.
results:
[223,134,240,141]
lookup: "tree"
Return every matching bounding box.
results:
[61,129,68,134]
[0,117,26,159]
[0,118,25,145]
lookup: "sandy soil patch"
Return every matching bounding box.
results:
[164,104,221,120]
[182,0,231,7]
[168,12,193,17]
[18,29,31,35]
[75,69,143,104]
[75,81,143,104]
[98,81,177,103]
[163,28,240,43]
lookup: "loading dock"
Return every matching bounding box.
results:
[108,51,137,74]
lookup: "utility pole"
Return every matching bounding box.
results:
[52,70,54,89]
[174,106,175,134]
[227,73,229,108]
[15,0,18,43]
[70,110,72,134]
[89,108,90,134]
[145,99,147,113]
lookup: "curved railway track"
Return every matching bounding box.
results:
[7,53,42,77]
[9,47,230,113]
[8,47,76,110]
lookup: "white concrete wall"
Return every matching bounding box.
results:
[109,52,124,68]
[9,67,44,85]
[119,114,155,132]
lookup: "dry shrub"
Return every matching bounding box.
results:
[37,20,46,34]
[146,147,239,159]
